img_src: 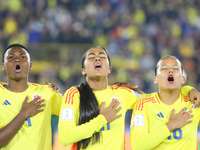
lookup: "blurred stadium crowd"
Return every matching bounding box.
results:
[1,0,200,147]
[0,0,200,94]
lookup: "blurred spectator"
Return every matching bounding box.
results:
[0,0,200,109]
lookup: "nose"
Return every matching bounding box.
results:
[14,57,21,62]
[169,68,173,73]
[95,57,100,61]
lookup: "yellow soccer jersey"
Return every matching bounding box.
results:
[58,85,143,150]
[130,92,200,150]
[0,83,62,150]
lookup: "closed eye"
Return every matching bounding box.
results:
[173,68,179,70]
[100,57,106,59]
[161,68,167,70]
[88,57,95,59]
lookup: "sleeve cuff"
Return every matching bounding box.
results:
[98,114,107,126]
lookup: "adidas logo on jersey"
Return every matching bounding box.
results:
[3,100,11,105]
[156,112,164,118]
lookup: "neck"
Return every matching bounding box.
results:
[158,88,180,105]
[6,78,29,92]
[86,77,108,91]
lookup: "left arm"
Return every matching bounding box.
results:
[180,86,200,108]
[130,104,193,150]
[112,82,144,94]
[50,90,63,116]
[40,82,59,92]
[130,103,170,150]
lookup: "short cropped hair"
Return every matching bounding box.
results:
[2,43,30,63]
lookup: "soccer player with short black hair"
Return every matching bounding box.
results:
[0,44,62,150]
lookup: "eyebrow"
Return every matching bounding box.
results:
[161,64,179,67]
[8,52,27,56]
[6,53,28,60]
[88,52,106,56]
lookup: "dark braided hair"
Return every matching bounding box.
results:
[77,81,101,149]
[77,46,111,149]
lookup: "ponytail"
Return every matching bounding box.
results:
[77,81,101,149]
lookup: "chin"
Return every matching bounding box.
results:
[13,75,27,80]
[166,86,180,91]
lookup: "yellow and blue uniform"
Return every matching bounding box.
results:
[0,83,62,150]
[130,92,200,150]
[59,85,193,150]
[58,85,143,150]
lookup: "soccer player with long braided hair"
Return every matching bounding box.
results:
[58,47,198,150]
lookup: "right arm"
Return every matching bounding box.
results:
[0,96,45,148]
[58,88,122,146]
[130,103,193,150]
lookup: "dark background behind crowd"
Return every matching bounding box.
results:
[0,0,200,148]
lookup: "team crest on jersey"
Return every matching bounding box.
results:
[110,97,120,103]
[61,108,73,121]
[32,94,42,102]
[132,114,144,127]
